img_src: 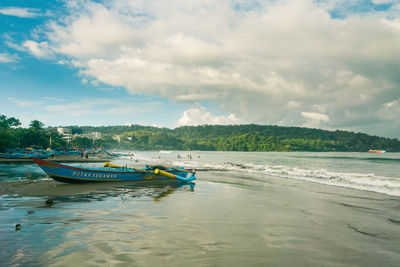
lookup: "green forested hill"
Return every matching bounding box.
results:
[1,113,399,152]
[85,124,400,152]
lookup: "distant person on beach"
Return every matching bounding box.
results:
[80,151,83,158]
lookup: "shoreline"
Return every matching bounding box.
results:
[0,155,110,164]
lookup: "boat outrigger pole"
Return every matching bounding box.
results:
[104,162,196,182]
[154,169,196,182]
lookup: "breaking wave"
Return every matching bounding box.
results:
[196,161,400,197]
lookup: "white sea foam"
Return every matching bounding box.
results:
[193,161,400,196]
[126,151,400,196]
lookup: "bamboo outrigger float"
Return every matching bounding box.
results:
[32,158,196,183]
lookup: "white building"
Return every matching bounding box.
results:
[93,132,102,139]
[112,135,121,142]
[79,132,102,140]
[57,127,72,142]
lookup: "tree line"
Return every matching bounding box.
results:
[1,114,400,152]
[0,115,67,151]
[105,125,400,152]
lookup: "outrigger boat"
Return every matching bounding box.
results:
[32,158,196,184]
[367,150,386,154]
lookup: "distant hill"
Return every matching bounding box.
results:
[65,124,400,152]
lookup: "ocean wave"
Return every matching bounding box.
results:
[294,155,400,162]
[197,161,400,196]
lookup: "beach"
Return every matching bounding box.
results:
[1,151,400,266]
[3,0,400,265]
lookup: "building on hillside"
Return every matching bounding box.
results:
[112,135,121,142]
[77,132,102,140]
[92,132,102,140]
[57,127,72,142]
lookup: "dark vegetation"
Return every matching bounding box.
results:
[0,116,67,151]
[1,114,400,152]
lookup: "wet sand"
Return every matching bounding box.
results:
[0,179,185,197]
[1,170,400,266]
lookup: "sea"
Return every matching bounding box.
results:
[1,151,399,266]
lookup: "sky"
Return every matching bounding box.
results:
[0,0,399,138]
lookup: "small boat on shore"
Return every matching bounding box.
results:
[0,152,32,159]
[0,151,50,159]
[367,150,386,154]
[32,158,196,184]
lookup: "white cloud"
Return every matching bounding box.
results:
[48,3,135,58]
[19,0,400,137]
[285,101,302,109]
[0,53,18,63]
[45,103,89,116]
[301,112,329,122]
[371,0,396,4]
[8,97,36,107]
[0,7,41,18]
[383,99,398,108]
[379,99,400,121]
[178,105,242,126]
[383,18,400,30]
[44,98,161,117]
[301,111,330,128]
[174,92,221,102]
[23,40,53,59]
[42,96,65,102]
